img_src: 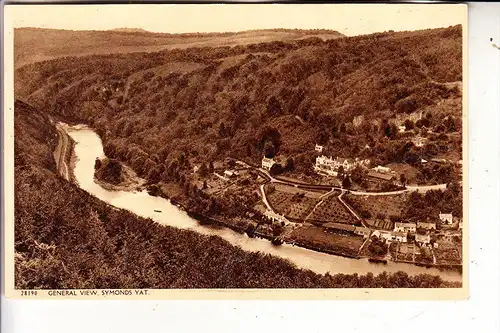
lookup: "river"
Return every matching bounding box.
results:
[66,125,462,282]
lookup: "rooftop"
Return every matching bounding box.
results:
[323,223,356,232]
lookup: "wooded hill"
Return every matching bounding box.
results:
[15,25,462,188]
[13,100,459,288]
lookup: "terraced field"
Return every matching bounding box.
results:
[308,193,359,225]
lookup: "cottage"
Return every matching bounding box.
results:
[421,159,428,164]
[398,125,406,133]
[439,213,453,224]
[261,157,275,170]
[315,144,324,153]
[458,221,463,230]
[323,222,356,235]
[417,222,436,230]
[415,234,431,245]
[224,170,236,178]
[394,222,417,233]
[367,170,395,182]
[391,231,407,243]
[378,231,393,242]
[354,226,371,238]
[412,136,427,148]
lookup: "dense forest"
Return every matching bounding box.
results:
[14,99,460,288]
[15,25,462,193]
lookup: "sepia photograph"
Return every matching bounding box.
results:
[3,3,467,299]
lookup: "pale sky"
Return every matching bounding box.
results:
[7,4,466,36]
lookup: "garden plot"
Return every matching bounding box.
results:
[307,193,358,225]
[345,193,407,220]
[284,225,364,257]
[266,185,320,221]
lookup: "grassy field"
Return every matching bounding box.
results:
[284,225,364,256]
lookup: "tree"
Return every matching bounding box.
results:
[400,173,407,186]
[285,157,295,171]
[199,163,208,177]
[404,119,415,130]
[266,96,282,116]
[264,141,275,158]
[342,175,351,189]
[94,158,102,170]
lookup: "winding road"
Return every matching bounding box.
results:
[54,124,70,181]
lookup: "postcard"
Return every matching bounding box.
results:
[3,3,468,299]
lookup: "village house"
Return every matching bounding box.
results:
[439,213,453,224]
[264,210,288,224]
[415,234,431,245]
[398,125,406,133]
[354,226,371,238]
[394,222,417,233]
[314,156,338,176]
[261,157,275,171]
[372,230,392,242]
[417,221,437,231]
[459,221,463,230]
[391,231,407,243]
[315,144,324,153]
[323,222,356,235]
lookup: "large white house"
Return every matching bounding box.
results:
[261,157,275,170]
[439,213,453,224]
[314,155,369,176]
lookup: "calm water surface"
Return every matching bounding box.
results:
[67,125,462,282]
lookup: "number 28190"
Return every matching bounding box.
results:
[20,290,38,296]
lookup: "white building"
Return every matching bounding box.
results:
[412,136,427,148]
[458,221,463,230]
[354,226,371,238]
[315,144,324,153]
[391,232,407,243]
[439,213,453,224]
[398,125,406,133]
[415,234,431,245]
[261,157,275,170]
[394,222,417,233]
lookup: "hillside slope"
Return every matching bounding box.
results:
[14,27,344,68]
[13,100,459,288]
[15,25,462,188]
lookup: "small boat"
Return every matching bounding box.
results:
[154,209,162,213]
[368,258,388,264]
